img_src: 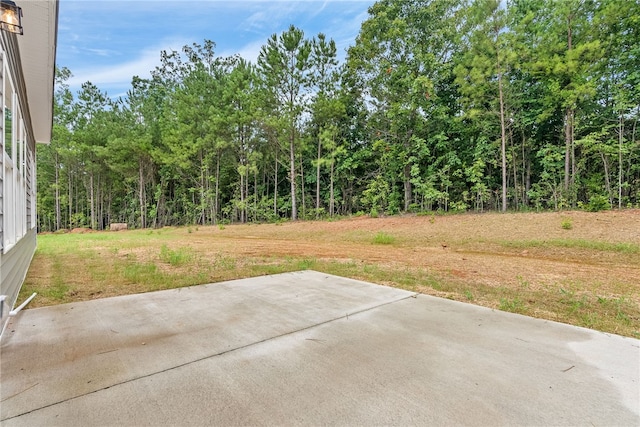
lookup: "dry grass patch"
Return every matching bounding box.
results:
[21,210,640,337]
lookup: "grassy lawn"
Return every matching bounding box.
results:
[21,210,640,338]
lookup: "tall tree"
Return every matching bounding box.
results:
[455,0,512,211]
[525,0,601,201]
[50,67,74,230]
[590,0,640,207]
[309,33,343,216]
[258,25,312,221]
[73,82,111,229]
[223,58,259,223]
[348,0,466,212]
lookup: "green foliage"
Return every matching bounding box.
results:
[297,258,317,270]
[39,0,640,231]
[362,174,389,214]
[597,296,632,325]
[561,218,573,230]
[586,195,612,212]
[372,232,395,245]
[499,297,525,314]
[69,213,87,229]
[159,245,193,266]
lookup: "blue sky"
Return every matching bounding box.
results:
[57,0,376,99]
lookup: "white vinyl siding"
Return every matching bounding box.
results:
[2,52,32,254]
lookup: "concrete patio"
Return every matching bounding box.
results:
[1,270,638,426]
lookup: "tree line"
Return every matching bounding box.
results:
[37,0,640,231]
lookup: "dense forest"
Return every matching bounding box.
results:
[37,0,640,231]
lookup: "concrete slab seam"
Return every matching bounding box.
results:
[0,292,420,422]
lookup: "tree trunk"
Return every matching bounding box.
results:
[329,159,335,216]
[564,108,574,192]
[316,134,321,217]
[55,152,61,231]
[90,172,95,229]
[601,152,612,204]
[289,135,297,221]
[522,133,529,207]
[510,129,518,209]
[498,69,507,212]
[298,150,304,219]
[215,151,220,224]
[199,150,205,225]
[68,169,72,229]
[274,149,278,218]
[96,174,102,230]
[254,169,258,222]
[245,162,249,223]
[564,14,574,195]
[240,170,245,223]
[139,158,146,229]
[403,164,412,212]
[618,114,624,209]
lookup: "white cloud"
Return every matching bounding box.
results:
[67,38,190,96]
[84,48,119,57]
[240,2,306,34]
[59,1,374,97]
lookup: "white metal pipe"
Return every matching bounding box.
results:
[10,292,37,316]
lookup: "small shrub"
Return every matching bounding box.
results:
[70,212,87,229]
[586,195,611,212]
[370,208,379,218]
[306,208,326,220]
[450,201,468,212]
[372,231,395,245]
[561,218,573,230]
[159,245,192,266]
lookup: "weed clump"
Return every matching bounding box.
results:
[159,245,192,266]
[372,232,395,245]
[561,218,573,230]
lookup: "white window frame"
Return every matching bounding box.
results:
[2,58,30,254]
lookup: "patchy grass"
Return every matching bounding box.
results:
[372,231,396,245]
[159,244,193,266]
[499,238,640,254]
[499,297,526,314]
[21,210,640,338]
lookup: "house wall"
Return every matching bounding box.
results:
[0,31,38,336]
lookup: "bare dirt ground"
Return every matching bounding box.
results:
[192,210,640,294]
[23,210,640,336]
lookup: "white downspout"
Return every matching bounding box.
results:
[9,292,37,316]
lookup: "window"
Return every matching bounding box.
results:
[2,60,32,253]
[3,74,12,161]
